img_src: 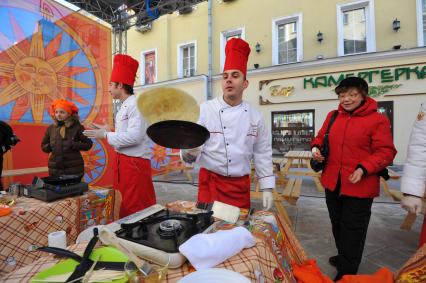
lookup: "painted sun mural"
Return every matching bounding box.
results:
[0,0,113,186]
[0,15,97,124]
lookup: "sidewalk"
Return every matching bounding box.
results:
[152,170,421,278]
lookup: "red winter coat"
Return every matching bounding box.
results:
[311,97,397,198]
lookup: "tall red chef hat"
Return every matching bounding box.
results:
[110,54,139,86]
[223,38,251,76]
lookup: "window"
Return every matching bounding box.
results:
[343,8,367,54]
[271,110,315,156]
[177,41,196,78]
[337,0,375,56]
[343,13,349,25]
[416,0,426,46]
[140,49,157,85]
[220,28,245,71]
[278,22,297,63]
[272,14,303,65]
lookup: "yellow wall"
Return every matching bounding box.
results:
[126,0,419,83]
[127,0,425,164]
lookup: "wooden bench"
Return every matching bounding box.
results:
[2,167,48,177]
[282,178,302,205]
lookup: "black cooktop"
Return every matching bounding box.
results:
[115,209,214,253]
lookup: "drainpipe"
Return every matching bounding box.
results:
[207,0,212,100]
[203,75,209,101]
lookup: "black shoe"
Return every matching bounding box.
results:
[334,272,344,281]
[329,255,338,267]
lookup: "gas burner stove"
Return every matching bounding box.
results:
[115,209,214,253]
[104,204,215,268]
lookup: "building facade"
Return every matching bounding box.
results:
[128,0,426,164]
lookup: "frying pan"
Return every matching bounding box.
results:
[137,87,210,149]
[147,120,209,149]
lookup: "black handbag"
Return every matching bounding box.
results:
[310,111,338,172]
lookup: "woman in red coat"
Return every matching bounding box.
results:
[311,77,397,281]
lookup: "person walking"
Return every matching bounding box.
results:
[311,77,397,280]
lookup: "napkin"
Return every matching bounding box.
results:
[179,227,255,270]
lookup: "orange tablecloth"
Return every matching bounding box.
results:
[0,188,117,276]
[2,200,306,282]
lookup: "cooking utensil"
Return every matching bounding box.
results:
[99,227,153,276]
[37,246,125,271]
[136,87,210,149]
[147,120,210,149]
[65,228,99,282]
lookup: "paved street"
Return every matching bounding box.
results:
[153,168,420,278]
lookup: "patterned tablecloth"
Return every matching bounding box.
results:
[2,200,307,283]
[0,188,118,276]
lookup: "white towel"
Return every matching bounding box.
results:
[178,227,255,270]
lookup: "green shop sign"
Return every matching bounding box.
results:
[304,65,426,89]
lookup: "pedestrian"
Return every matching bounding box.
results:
[311,77,397,280]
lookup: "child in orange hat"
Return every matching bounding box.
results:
[41,99,93,178]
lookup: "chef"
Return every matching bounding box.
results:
[182,38,274,210]
[400,102,426,247]
[84,54,156,218]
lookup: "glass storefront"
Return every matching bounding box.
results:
[271,109,315,156]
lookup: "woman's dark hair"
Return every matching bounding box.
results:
[335,77,369,96]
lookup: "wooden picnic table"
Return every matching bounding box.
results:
[279,151,324,205]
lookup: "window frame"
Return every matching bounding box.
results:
[220,27,245,71]
[177,41,197,78]
[272,14,303,65]
[336,0,376,56]
[140,48,158,85]
[416,0,426,46]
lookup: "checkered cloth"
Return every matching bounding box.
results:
[2,202,306,282]
[395,243,426,283]
[0,189,117,277]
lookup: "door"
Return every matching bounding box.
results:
[377,101,394,137]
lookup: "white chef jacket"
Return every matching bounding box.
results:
[401,102,426,197]
[197,96,275,190]
[106,95,151,159]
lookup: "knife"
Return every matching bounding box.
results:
[37,246,125,271]
[65,228,100,282]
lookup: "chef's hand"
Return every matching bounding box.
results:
[180,147,202,163]
[83,129,107,139]
[263,190,273,211]
[88,122,111,131]
[312,147,325,162]
[401,195,423,215]
[349,168,364,184]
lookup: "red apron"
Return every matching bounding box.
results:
[114,152,156,218]
[198,167,250,208]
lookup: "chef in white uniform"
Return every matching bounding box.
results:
[183,38,274,210]
[400,102,426,247]
[84,54,156,218]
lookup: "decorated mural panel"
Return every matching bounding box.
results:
[0,0,113,186]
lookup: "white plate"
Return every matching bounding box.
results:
[177,268,251,283]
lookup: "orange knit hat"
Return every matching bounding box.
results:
[50,99,79,117]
